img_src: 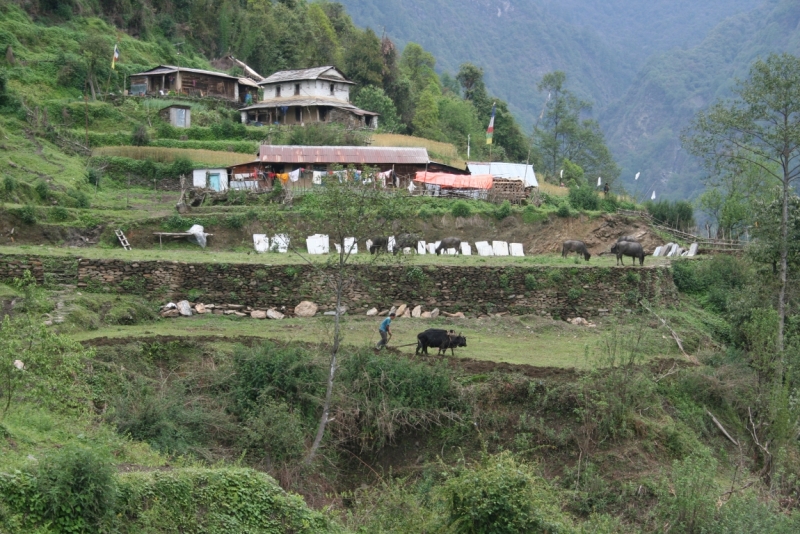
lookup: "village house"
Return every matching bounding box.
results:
[129,65,259,104]
[238,67,379,129]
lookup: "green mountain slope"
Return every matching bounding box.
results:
[337,0,761,129]
[603,0,800,199]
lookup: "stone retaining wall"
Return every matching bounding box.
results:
[0,254,677,318]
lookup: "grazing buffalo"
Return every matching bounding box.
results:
[562,240,591,261]
[393,233,421,255]
[369,236,388,254]
[611,241,645,265]
[416,329,467,356]
[616,235,639,243]
[435,237,462,256]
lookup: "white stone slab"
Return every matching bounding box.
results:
[492,241,510,256]
[427,243,437,254]
[417,241,427,254]
[253,234,269,253]
[667,244,680,257]
[510,243,524,257]
[387,236,395,253]
[475,241,493,256]
[272,234,290,253]
[366,239,373,252]
[688,243,698,257]
[460,242,472,255]
[447,248,457,255]
[344,237,357,254]
[653,246,662,257]
[306,234,329,254]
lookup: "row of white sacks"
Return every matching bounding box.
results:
[653,242,698,258]
[252,234,525,257]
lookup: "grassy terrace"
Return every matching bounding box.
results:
[68,313,683,369]
[0,244,672,267]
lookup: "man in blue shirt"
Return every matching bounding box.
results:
[376,312,396,350]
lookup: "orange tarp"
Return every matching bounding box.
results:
[414,172,493,190]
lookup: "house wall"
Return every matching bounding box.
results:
[192,169,229,190]
[261,80,349,101]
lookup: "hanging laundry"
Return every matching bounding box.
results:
[277,173,289,184]
[312,171,325,185]
[288,169,302,182]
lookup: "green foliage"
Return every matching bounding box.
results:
[568,185,600,211]
[354,85,402,132]
[567,287,584,300]
[16,204,37,224]
[442,452,571,533]
[238,400,307,465]
[169,157,194,178]
[34,444,116,533]
[451,200,472,218]
[645,199,695,231]
[131,124,150,146]
[50,206,69,221]
[524,273,538,290]
[556,204,571,218]
[493,200,512,220]
[657,449,719,534]
[34,181,49,200]
[86,167,102,187]
[3,175,17,194]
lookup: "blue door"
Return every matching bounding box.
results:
[209,173,221,191]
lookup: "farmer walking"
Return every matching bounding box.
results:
[376,312,395,350]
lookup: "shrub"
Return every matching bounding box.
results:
[50,206,69,221]
[524,273,538,290]
[442,452,570,534]
[556,204,571,218]
[3,175,17,193]
[34,444,116,533]
[238,400,306,464]
[169,157,194,178]
[86,167,102,187]
[132,124,150,146]
[568,185,600,210]
[567,287,584,300]
[600,194,618,212]
[646,199,695,231]
[18,205,37,224]
[451,200,472,218]
[494,200,512,220]
[34,181,49,200]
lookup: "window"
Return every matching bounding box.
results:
[329,83,335,95]
[276,86,281,97]
[295,107,302,122]
[319,106,328,121]
[294,83,300,95]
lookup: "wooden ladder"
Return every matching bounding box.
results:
[115,229,132,250]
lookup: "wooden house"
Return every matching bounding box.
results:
[238,66,378,128]
[159,104,191,128]
[129,65,259,103]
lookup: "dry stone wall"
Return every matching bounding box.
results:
[0,254,677,318]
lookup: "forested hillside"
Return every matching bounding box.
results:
[339,0,800,199]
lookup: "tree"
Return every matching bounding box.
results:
[286,174,409,463]
[684,53,800,356]
[81,33,111,100]
[456,63,485,102]
[354,85,401,132]
[411,81,441,138]
[344,28,384,92]
[535,71,619,183]
[399,42,438,98]
[305,3,342,67]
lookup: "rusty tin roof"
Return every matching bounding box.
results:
[258,146,430,165]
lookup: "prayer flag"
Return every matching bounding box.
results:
[651,190,656,200]
[635,171,640,180]
[112,44,120,70]
[486,102,496,145]
[597,177,602,187]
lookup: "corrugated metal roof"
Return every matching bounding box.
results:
[258,146,429,165]
[131,65,256,84]
[259,66,354,85]
[467,162,538,187]
[239,98,378,115]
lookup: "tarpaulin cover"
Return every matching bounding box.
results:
[414,172,493,190]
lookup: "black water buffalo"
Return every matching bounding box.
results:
[435,237,462,255]
[616,235,639,243]
[369,236,388,254]
[611,241,645,265]
[393,233,421,255]
[416,329,467,356]
[562,240,591,261]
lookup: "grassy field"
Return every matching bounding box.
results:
[0,244,672,267]
[92,146,256,166]
[69,313,683,369]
